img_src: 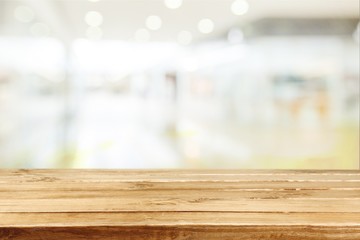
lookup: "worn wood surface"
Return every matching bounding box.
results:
[0,170,359,239]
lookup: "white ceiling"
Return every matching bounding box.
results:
[0,0,359,42]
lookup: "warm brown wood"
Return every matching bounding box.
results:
[0,170,359,239]
[1,226,360,240]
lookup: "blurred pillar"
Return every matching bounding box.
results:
[58,44,78,168]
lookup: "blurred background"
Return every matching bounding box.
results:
[0,0,359,169]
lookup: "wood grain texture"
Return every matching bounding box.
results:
[0,170,359,239]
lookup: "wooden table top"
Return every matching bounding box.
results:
[0,169,359,240]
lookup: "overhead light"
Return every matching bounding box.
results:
[198,19,214,34]
[85,11,103,27]
[86,26,103,40]
[231,0,249,16]
[88,0,101,2]
[164,0,183,9]
[135,28,150,42]
[146,15,162,30]
[14,6,35,23]
[227,28,244,44]
[30,22,51,37]
[177,31,192,45]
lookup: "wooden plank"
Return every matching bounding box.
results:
[1,169,359,182]
[2,169,359,175]
[0,198,358,213]
[1,226,360,240]
[1,189,359,200]
[1,181,359,192]
[1,212,359,227]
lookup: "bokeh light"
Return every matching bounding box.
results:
[85,11,103,27]
[146,15,162,31]
[198,18,214,34]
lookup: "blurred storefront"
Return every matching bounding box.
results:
[0,0,359,169]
